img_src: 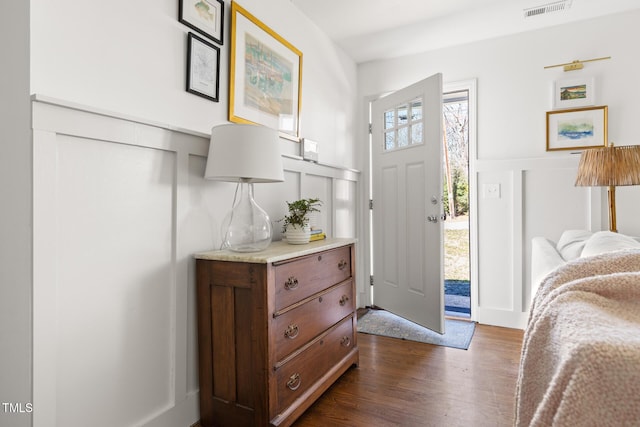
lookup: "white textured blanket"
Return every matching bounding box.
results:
[516,249,640,427]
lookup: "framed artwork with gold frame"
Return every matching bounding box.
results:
[546,105,608,151]
[229,2,302,140]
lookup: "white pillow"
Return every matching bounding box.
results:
[580,231,640,258]
[556,230,593,261]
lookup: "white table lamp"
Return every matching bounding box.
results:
[205,124,284,252]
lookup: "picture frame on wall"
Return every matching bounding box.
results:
[229,2,303,140]
[546,105,608,151]
[553,77,595,110]
[179,0,224,45]
[186,32,220,102]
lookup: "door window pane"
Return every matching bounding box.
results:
[384,110,395,129]
[385,131,395,150]
[411,123,423,144]
[382,97,424,151]
[411,99,422,121]
[398,127,409,147]
[397,104,408,125]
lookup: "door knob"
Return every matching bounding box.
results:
[427,216,438,223]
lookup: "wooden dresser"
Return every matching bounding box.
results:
[194,238,359,427]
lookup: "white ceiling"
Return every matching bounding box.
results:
[290,0,640,63]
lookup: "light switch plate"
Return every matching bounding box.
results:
[483,183,501,199]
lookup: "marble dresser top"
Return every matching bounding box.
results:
[194,237,357,264]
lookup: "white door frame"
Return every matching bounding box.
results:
[360,78,478,322]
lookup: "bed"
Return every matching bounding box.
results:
[515,249,640,426]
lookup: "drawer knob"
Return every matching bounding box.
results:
[339,295,349,306]
[284,276,299,290]
[338,259,348,270]
[286,373,301,391]
[284,324,299,339]
[341,336,351,347]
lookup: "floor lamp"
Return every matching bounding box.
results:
[205,124,284,252]
[575,142,640,232]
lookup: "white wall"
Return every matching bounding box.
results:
[30,99,359,427]
[2,0,359,426]
[358,9,640,329]
[30,0,358,168]
[0,2,33,427]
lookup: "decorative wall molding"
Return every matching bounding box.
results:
[31,96,360,427]
[474,155,599,329]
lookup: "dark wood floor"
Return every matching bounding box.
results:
[293,323,524,427]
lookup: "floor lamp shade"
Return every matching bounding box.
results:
[205,124,284,252]
[575,143,640,232]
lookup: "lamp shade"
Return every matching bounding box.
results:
[575,142,640,233]
[205,124,284,183]
[575,143,640,187]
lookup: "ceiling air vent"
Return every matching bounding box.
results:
[524,0,572,18]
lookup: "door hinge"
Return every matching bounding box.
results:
[368,123,372,134]
[369,199,373,210]
[370,275,374,286]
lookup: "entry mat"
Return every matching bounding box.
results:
[357,309,476,350]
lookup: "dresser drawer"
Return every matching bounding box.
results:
[275,316,355,413]
[274,246,351,311]
[274,279,354,362]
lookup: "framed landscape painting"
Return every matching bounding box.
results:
[553,77,595,110]
[229,2,302,140]
[546,105,608,151]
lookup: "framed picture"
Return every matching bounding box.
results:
[546,105,608,151]
[553,77,595,110]
[179,0,224,45]
[187,32,220,102]
[229,2,303,140]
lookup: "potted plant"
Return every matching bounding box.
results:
[280,197,322,244]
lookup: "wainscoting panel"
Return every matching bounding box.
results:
[55,135,175,426]
[476,169,515,311]
[31,96,359,427]
[473,156,598,329]
[303,173,333,233]
[522,167,592,310]
[334,178,357,238]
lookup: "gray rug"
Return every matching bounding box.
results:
[357,309,476,350]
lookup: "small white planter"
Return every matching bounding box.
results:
[285,224,311,244]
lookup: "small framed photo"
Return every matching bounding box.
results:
[546,105,608,151]
[187,32,220,102]
[179,0,224,45]
[553,77,595,109]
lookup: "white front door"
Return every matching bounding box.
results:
[371,73,444,333]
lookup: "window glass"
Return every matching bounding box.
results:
[398,127,409,147]
[384,110,395,129]
[411,99,422,121]
[412,123,423,144]
[397,104,408,125]
[385,131,395,150]
[382,97,424,151]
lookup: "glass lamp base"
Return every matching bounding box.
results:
[221,181,272,252]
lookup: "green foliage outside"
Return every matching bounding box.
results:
[443,167,469,217]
